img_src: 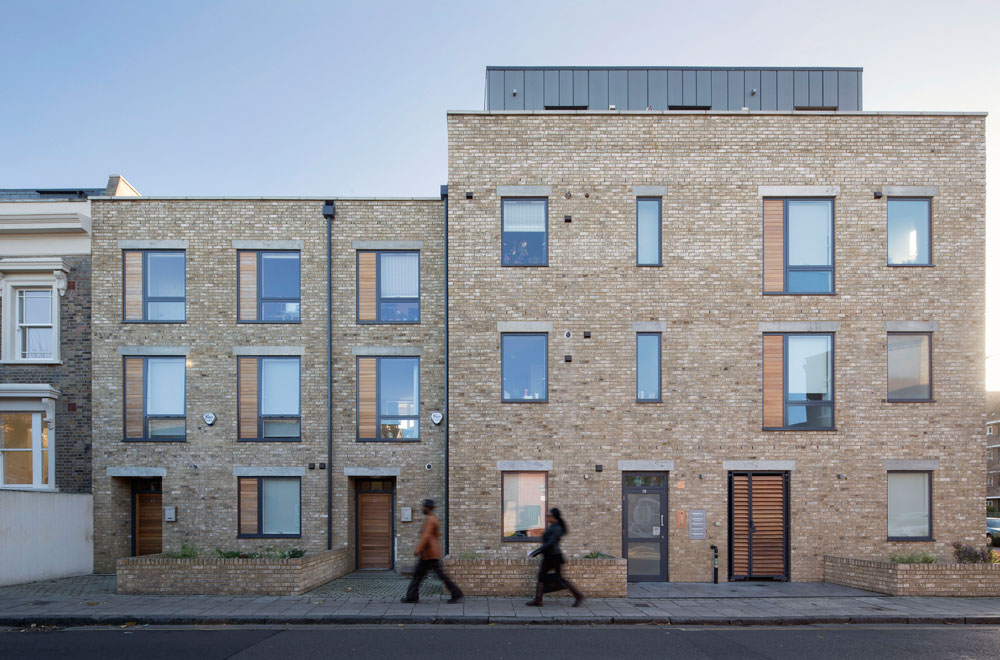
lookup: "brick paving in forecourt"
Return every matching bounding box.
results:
[5,576,1000,625]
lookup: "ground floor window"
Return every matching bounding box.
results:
[0,412,51,488]
[238,476,301,537]
[887,471,932,540]
[501,471,546,541]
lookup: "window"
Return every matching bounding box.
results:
[238,476,301,537]
[887,471,932,540]
[124,356,185,440]
[502,471,547,541]
[763,334,833,430]
[636,333,661,401]
[16,290,54,360]
[990,476,994,488]
[238,357,301,440]
[762,199,834,294]
[123,250,185,322]
[887,333,932,401]
[238,251,301,322]
[356,356,419,440]
[502,198,547,266]
[636,198,661,266]
[0,260,67,364]
[502,333,547,401]
[887,199,931,266]
[0,412,51,488]
[356,251,419,323]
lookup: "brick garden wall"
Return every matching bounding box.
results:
[117,546,353,596]
[824,555,1000,596]
[443,558,627,597]
[446,111,986,582]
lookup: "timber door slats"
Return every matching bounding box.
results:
[728,472,788,581]
[133,492,163,557]
[356,483,394,570]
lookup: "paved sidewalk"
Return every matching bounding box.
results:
[4,590,1000,627]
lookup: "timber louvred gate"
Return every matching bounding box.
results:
[728,472,789,581]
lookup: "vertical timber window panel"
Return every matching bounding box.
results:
[357,358,378,440]
[123,251,144,321]
[238,252,258,322]
[124,357,145,439]
[762,335,784,428]
[357,252,377,322]
[239,477,259,536]
[238,357,259,440]
[762,200,784,293]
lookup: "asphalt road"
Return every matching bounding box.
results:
[2,624,999,659]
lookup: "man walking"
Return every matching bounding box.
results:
[402,499,464,603]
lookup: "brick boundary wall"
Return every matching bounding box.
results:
[442,558,627,597]
[824,555,1000,596]
[117,547,353,596]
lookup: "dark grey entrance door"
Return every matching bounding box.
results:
[622,473,668,581]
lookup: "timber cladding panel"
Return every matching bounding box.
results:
[90,199,331,573]
[238,251,258,322]
[238,357,258,440]
[356,251,377,322]
[762,199,784,293]
[446,111,985,582]
[124,357,144,439]
[762,335,784,428]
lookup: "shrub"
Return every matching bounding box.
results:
[213,547,306,559]
[890,552,937,564]
[162,541,198,559]
[953,542,991,563]
[582,551,615,559]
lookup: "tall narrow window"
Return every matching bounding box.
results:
[502,471,547,541]
[763,333,834,429]
[636,333,661,401]
[239,357,301,440]
[502,333,547,401]
[0,412,51,488]
[238,476,301,537]
[887,471,932,540]
[123,250,186,322]
[636,198,661,266]
[887,333,932,401]
[239,251,301,322]
[16,289,53,360]
[124,356,186,440]
[356,356,420,440]
[762,199,834,294]
[887,199,931,266]
[502,199,548,266]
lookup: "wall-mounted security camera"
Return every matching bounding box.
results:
[425,463,433,471]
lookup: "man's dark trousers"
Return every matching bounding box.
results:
[406,558,463,601]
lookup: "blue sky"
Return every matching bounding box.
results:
[1,0,997,383]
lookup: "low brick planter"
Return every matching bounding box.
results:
[442,558,627,598]
[117,547,353,596]
[824,555,1000,596]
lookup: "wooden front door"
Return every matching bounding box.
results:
[133,491,163,556]
[729,472,789,581]
[356,481,394,569]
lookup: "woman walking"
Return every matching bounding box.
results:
[526,508,584,607]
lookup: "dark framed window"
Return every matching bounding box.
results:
[123,250,186,322]
[887,198,931,266]
[356,251,420,323]
[502,198,548,266]
[238,356,301,441]
[887,333,932,402]
[763,199,834,294]
[237,476,301,538]
[502,333,547,401]
[123,356,186,441]
[238,251,300,323]
[636,198,662,266]
[501,471,547,541]
[764,333,833,430]
[636,332,661,401]
[887,471,932,541]
[356,356,420,441]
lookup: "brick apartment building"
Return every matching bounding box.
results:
[88,67,986,585]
